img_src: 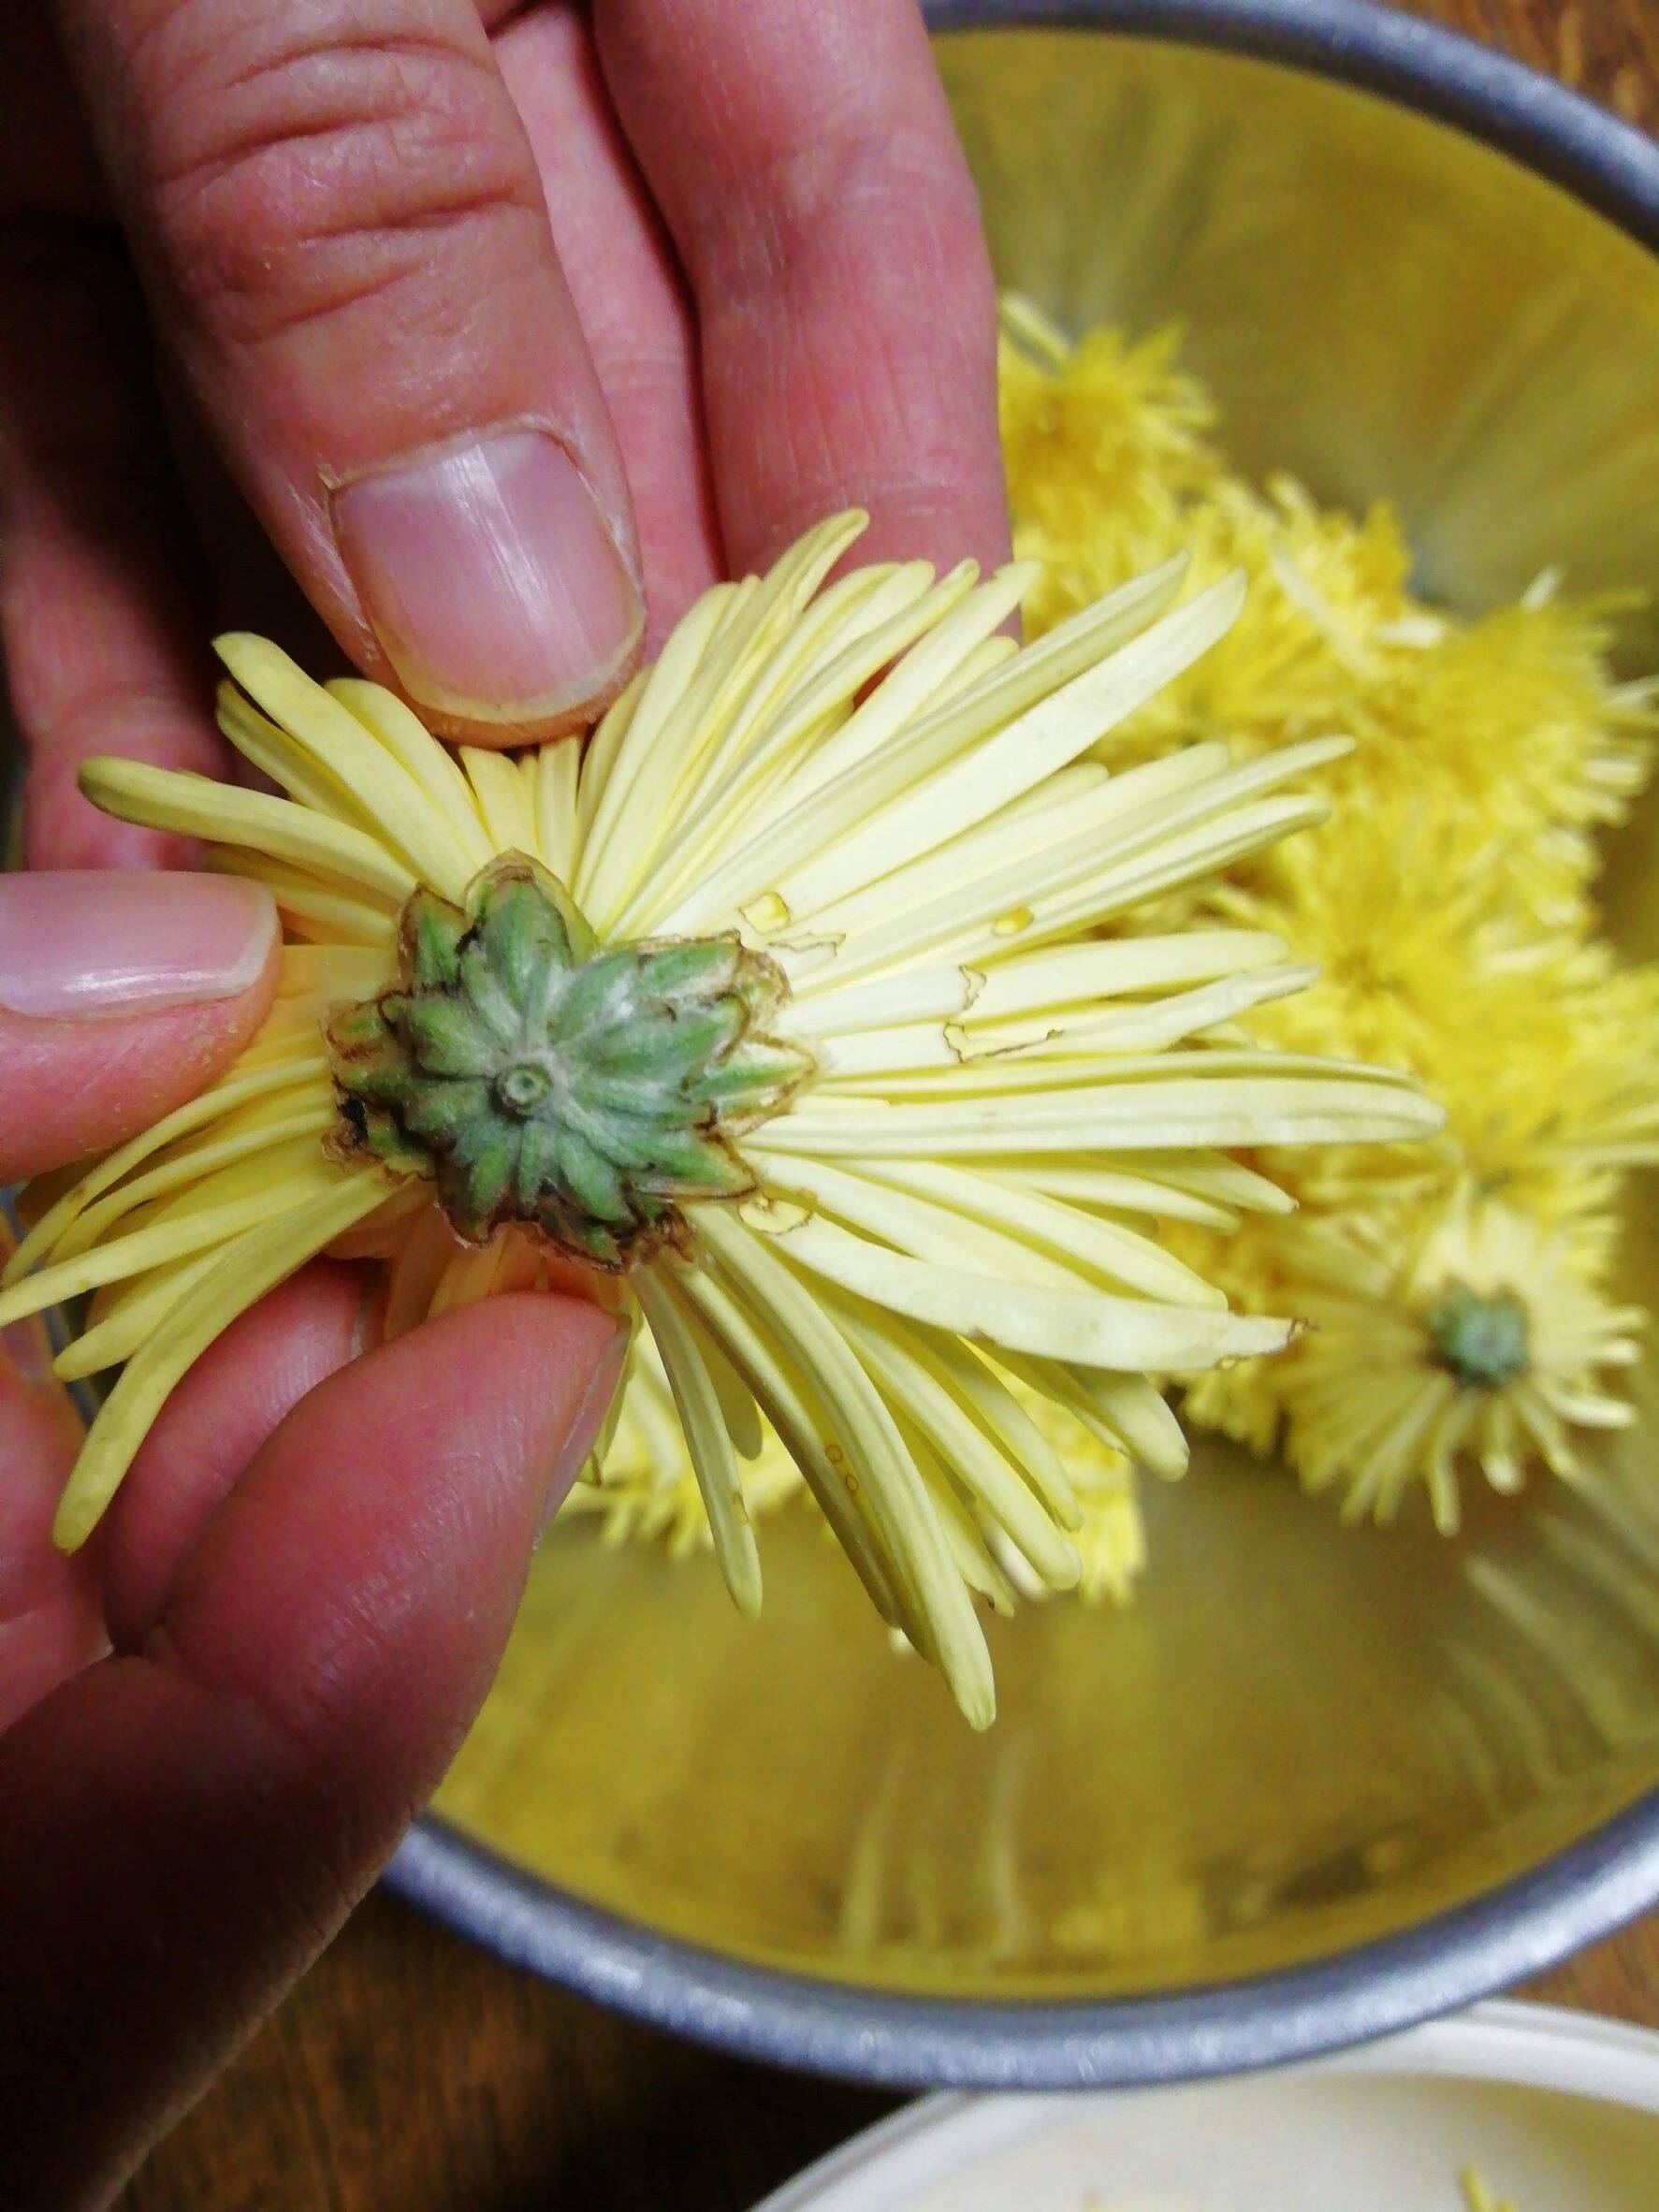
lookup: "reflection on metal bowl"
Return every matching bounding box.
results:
[255,1,1659,2085]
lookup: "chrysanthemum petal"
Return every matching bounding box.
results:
[659,554,1192,938]
[695,1208,996,1724]
[830,1152,1221,1310]
[672,1257,908,1631]
[624,560,983,932]
[967,930,1290,1021]
[784,562,1039,805]
[464,747,540,861]
[636,1272,763,1616]
[328,678,497,870]
[1012,1355,1190,1482]
[54,1249,227,1379]
[217,634,479,902]
[2,1055,332,1288]
[207,852,399,948]
[82,759,415,906]
[830,1295,1081,1588]
[579,517,866,927]
[52,1099,336,1261]
[775,575,1251,927]
[53,1173,387,1549]
[534,737,582,885]
[758,1066,1440,1157]
[0,1141,348,1329]
[755,1206,1290,1372]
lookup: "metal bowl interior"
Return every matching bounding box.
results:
[413,23,1659,2074]
[410,22,1659,2074]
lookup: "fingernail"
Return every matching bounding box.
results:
[543,1319,631,1529]
[332,429,644,727]
[0,872,277,1020]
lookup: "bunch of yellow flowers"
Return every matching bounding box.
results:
[999,296,1656,1541]
[566,298,1653,1589]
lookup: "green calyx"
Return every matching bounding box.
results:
[1426,1282,1532,1390]
[326,853,814,1268]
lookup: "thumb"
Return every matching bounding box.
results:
[53,0,646,744]
[0,1292,626,2212]
[0,870,278,1177]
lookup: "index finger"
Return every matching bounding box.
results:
[594,0,1010,576]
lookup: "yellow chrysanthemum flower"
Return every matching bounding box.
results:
[999,302,1654,1541]
[998,295,1223,639]
[1203,803,1499,1088]
[1278,1186,1641,1534]
[0,513,1439,1724]
[1002,304,1654,936]
[1341,587,1655,932]
[1409,939,1659,1214]
[1060,1466,1147,1607]
[1162,779,1656,1491]
[1169,1177,1644,1506]
[1200,808,1659,1207]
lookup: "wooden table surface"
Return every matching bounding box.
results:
[124,6,1656,2207]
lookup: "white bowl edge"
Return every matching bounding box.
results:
[752,2000,1659,2212]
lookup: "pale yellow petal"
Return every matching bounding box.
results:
[750,1208,1290,1374]
[636,1271,763,1615]
[775,573,1248,924]
[3,1056,331,1287]
[216,633,478,900]
[0,1141,350,1328]
[534,735,582,885]
[328,677,495,870]
[206,852,398,947]
[54,1173,387,1550]
[464,746,540,861]
[695,1207,995,1724]
[657,554,1191,939]
[82,758,414,905]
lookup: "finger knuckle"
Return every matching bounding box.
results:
[706,122,992,316]
[850,127,991,279]
[138,22,539,345]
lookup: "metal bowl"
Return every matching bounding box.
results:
[390,4,1659,2087]
[65,0,1659,2088]
[390,3,1659,2086]
[395,1,1659,2086]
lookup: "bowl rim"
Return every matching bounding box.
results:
[389,0,1659,2088]
[390,1790,1659,2088]
[927,0,1659,248]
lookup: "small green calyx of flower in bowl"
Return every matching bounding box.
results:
[325,852,815,1269]
[1426,1281,1533,1391]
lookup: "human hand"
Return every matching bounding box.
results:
[3,0,1008,867]
[0,871,627,2210]
[0,9,1005,2196]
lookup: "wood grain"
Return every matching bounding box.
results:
[1410,0,1658,128]
[122,7,1657,2208]
[119,1888,1659,2212]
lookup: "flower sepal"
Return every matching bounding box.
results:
[326,852,815,1268]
